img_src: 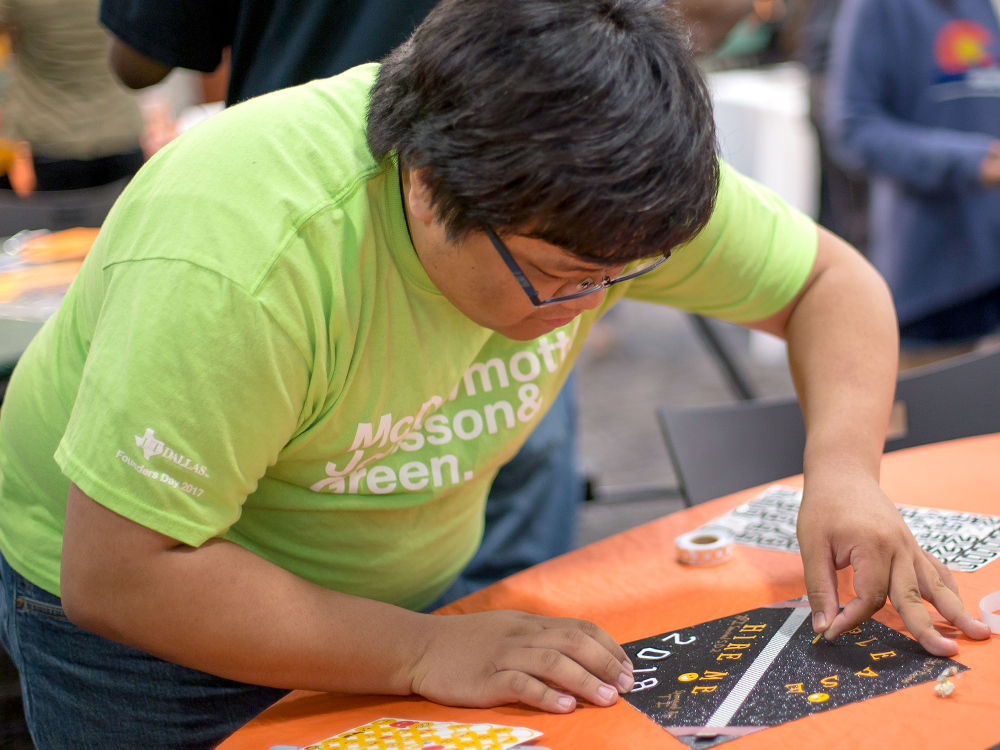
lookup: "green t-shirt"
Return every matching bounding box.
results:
[0,64,816,611]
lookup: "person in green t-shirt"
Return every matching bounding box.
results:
[0,1,989,747]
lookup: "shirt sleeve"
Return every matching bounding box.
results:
[624,161,818,323]
[99,0,234,72]
[54,257,310,546]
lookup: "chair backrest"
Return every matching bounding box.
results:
[658,347,1000,507]
[885,347,1000,451]
[657,396,805,507]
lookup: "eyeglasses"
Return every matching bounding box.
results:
[485,228,668,308]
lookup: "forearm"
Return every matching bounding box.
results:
[109,39,173,89]
[61,484,634,714]
[784,227,898,479]
[783,230,991,651]
[833,114,992,194]
[61,485,428,694]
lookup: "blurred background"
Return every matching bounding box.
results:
[1,0,999,744]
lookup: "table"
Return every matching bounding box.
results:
[0,185,127,371]
[219,434,1000,750]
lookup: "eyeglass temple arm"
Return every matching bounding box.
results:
[486,229,544,307]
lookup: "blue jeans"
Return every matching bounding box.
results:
[0,553,288,749]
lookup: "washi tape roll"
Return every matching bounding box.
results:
[979,590,1000,633]
[675,530,735,566]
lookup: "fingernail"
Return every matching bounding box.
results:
[622,659,633,673]
[619,671,634,691]
[813,611,827,630]
[598,685,616,702]
[557,695,575,710]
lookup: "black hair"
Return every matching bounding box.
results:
[367,0,720,263]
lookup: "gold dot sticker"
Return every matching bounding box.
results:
[678,673,699,682]
[807,693,830,703]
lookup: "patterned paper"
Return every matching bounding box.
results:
[696,485,1000,571]
[300,718,542,750]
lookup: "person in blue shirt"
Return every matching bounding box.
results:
[826,0,1000,368]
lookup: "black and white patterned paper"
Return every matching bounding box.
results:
[697,485,1000,572]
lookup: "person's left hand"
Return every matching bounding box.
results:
[979,140,1000,189]
[797,469,992,656]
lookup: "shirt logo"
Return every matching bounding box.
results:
[310,321,581,496]
[133,428,210,477]
[135,428,165,460]
[930,20,1000,98]
[935,20,995,75]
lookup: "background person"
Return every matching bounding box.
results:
[801,0,869,256]
[826,0,1000,369]
[0,0,143,192]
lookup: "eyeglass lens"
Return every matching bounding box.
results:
[545,256,665,301]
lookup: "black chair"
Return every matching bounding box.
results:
[658,395,804,507]
[687,314,757,401]
[886,347,1000,451]
[659,347,1000,507]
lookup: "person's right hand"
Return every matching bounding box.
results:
[407,610,634,713]
[980,141,1000,188]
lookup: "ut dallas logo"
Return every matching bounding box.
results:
[135,428,165,460]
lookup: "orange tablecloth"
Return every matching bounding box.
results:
[219,434,1000,750]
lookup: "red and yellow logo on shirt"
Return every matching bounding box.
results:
[934,20,995,74]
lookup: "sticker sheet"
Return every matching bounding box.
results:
[696,485,1000,571]
[622,599,966,748]
[297,718,542,750]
